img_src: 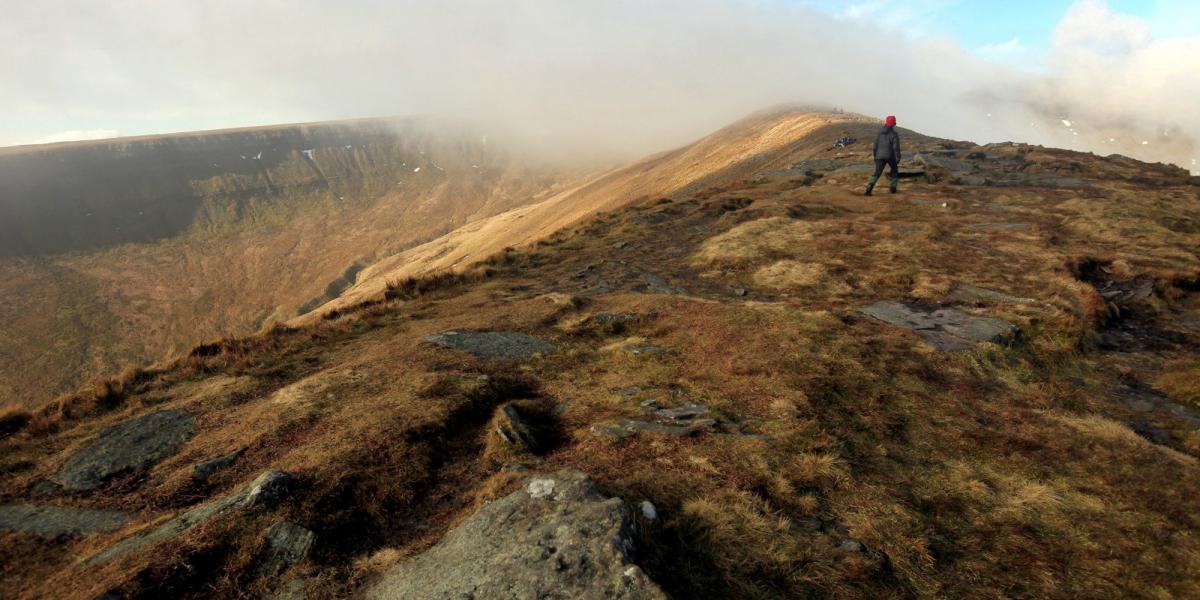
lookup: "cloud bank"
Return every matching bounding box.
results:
[1,0,1195,170]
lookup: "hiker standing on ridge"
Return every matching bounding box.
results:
[866,115,901,196]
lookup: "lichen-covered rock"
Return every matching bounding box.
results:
[54,409,196,491]
[860,301,1018,351]
[367,470,666,600]
[424,331,556,359]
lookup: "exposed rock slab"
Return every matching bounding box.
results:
[192,447,246,482]
[368,470,665,600]
[0,505,130,538]
[860,301,1018,351]
[85,470,296,566]
[259,521,316,576]
[424,331,556,359]
[54,409,196,491]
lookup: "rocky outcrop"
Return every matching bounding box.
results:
[54,409,196,491]
[367,470,665,599]
[85,470,296,566]
[860,301,1019,351]
[0,505,130,538]
[424,331,556,359]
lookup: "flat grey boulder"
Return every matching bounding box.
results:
[55,409,196,491]
[259,520,316,576]
[860,301,1018,351]
[0,505,130,538]
[85,470,296,566]
[424,331,556,359]
[367,470,666,600]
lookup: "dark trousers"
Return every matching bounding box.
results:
[873,158,899,179]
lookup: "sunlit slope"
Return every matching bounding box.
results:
[308,108,877,318]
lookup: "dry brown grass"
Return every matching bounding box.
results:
[4,115,1200,599]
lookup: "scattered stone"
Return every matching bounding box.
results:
[367,470,666,600]
[946,283,1034,305]
[617,386,643,396]
[626,344,668,357]
[613,240,629,250]
[640,501,658,521]
[837,539,865,553]
[192,447,246,482]
[860,301,1019,351]
[591,423,636,442]
[494,404,542,454]
[617,419,703,437]
[956,174,988,186]
[424,331,556,359]
[54,409,196,491]
[1131,423,1172,446]
[259,521,316,576]
[651,404,710,421]
[85,470,297,566]
[0,505,130,538]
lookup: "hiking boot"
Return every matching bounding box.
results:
[865,176,878,197]
[889,178,898,194]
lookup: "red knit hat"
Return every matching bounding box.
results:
[885,115,897,126]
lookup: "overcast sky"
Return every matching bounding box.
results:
[2,0,1196,170]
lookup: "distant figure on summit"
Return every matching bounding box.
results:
[865,116,901,196]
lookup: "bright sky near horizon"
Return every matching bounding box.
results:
[797,0,1194,66]
[1,0,1197,166]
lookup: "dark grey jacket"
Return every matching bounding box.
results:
[873,126,901,161]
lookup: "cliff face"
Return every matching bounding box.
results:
[0,118,584,407]
[0,118,511,256]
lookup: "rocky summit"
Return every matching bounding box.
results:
[2,108,1199,599]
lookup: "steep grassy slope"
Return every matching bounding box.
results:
[0,119,586,407]
[2,110,1200,598]
[305,108,914,317]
